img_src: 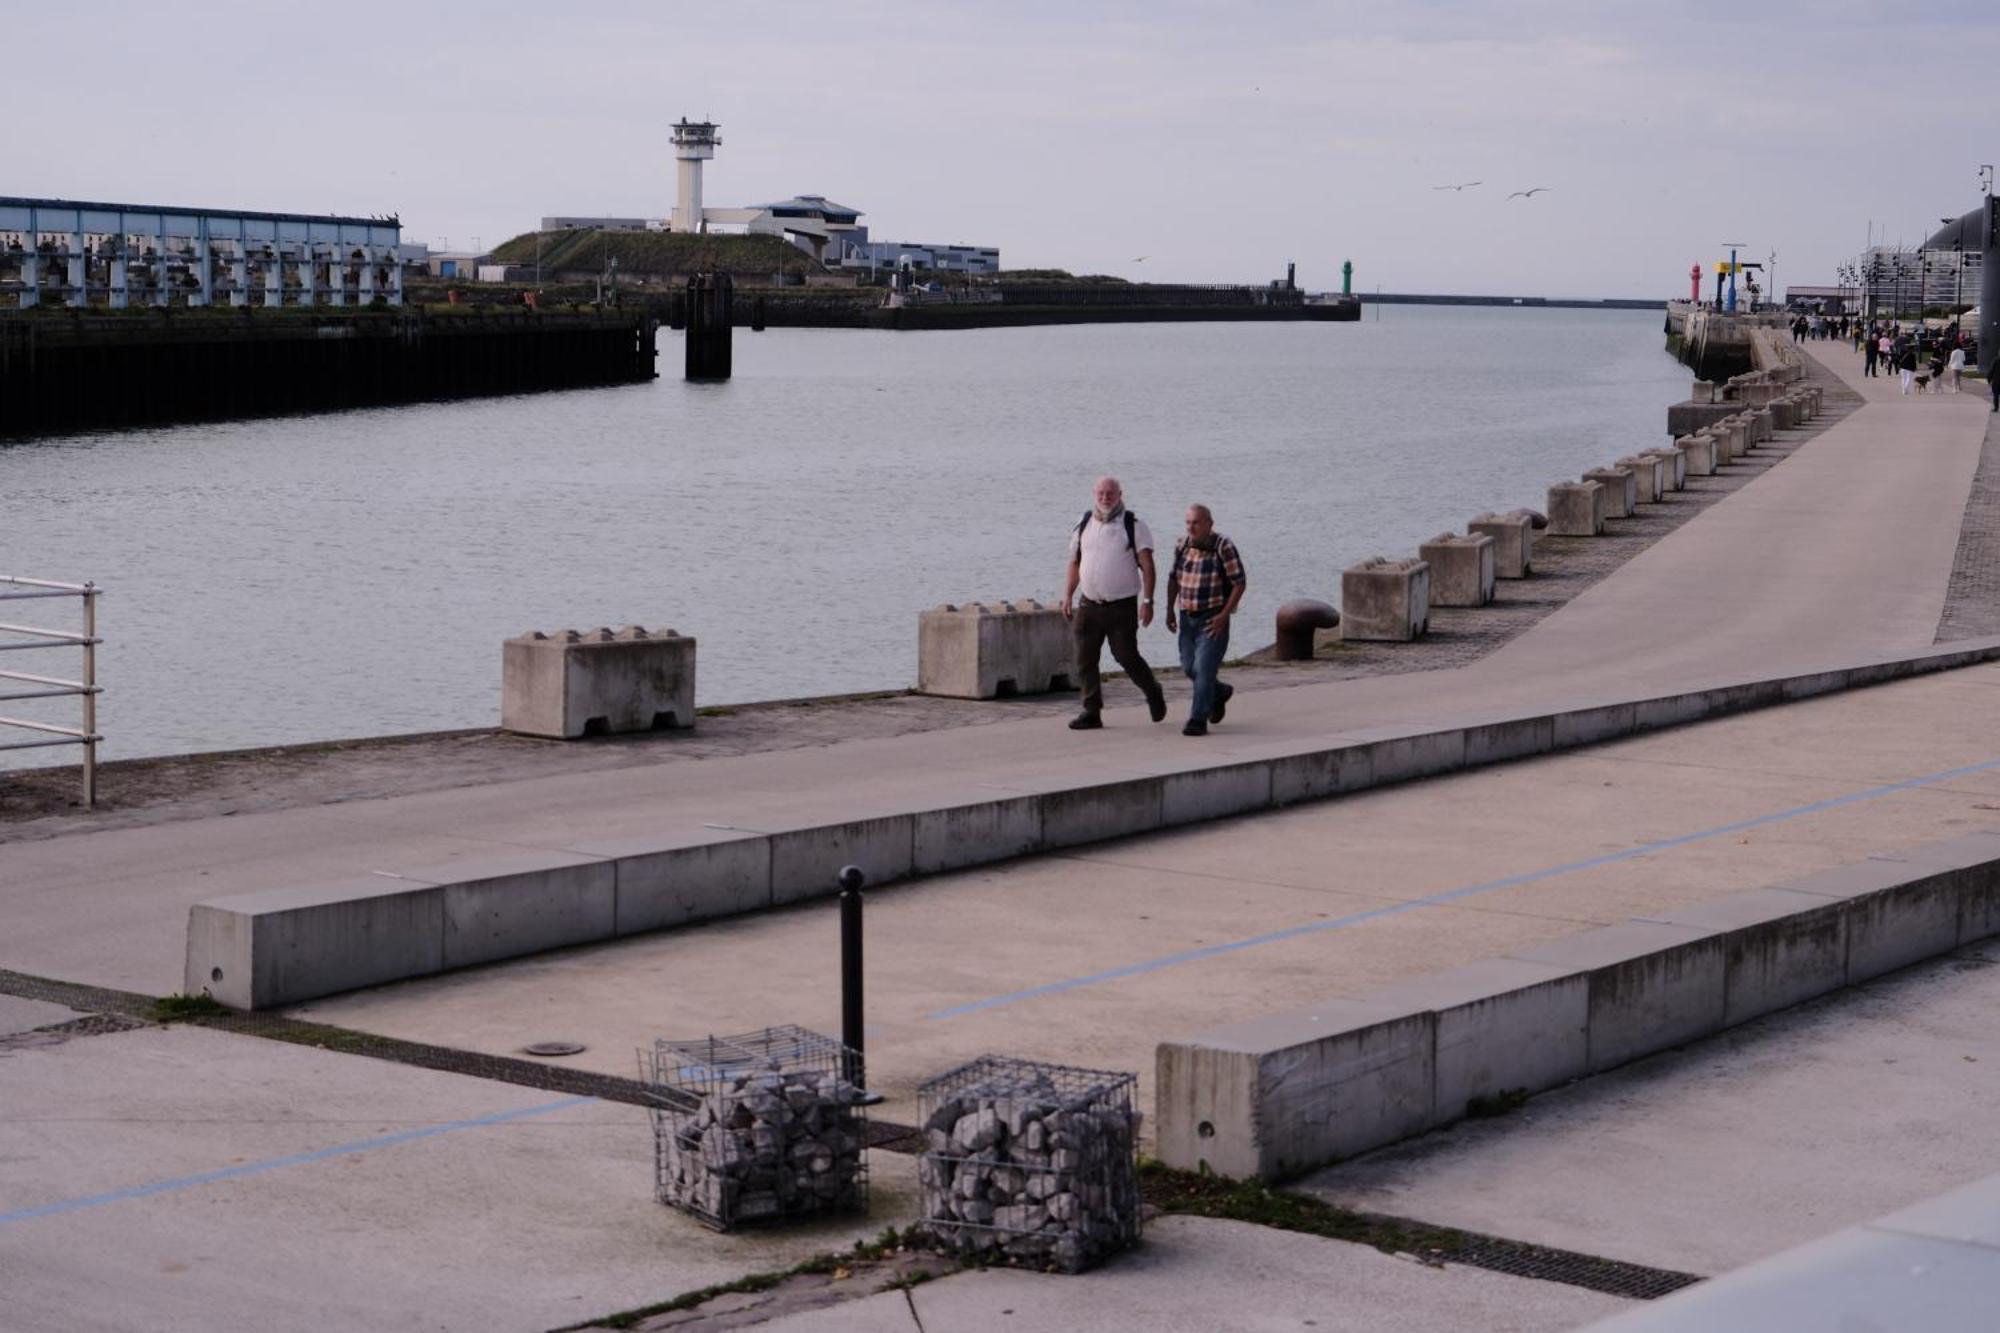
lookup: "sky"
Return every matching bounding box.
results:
[4,1,1996,297]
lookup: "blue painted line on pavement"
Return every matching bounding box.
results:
[0,1096,593,1226]
[925,754,2000,1020]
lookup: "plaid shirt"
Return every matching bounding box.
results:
[1171,535,1245,614]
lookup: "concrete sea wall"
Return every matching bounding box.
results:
[185,636,2000,1010]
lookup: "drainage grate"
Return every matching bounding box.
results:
[1437,1229,1702,1300]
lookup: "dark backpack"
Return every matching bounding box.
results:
[1075,509,1138,556]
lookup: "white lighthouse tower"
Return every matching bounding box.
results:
[670,118,720,233]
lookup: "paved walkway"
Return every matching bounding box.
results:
[7,347,2000,1331]
[288,660,2000,1122]
[3,363,1861,838]
[1,344,1992,1005]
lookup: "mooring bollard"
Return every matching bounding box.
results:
[837,864,881,1103]
[685,271,733,380]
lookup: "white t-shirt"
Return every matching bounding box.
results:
[1949,349,1966,371]
[1071,511,1154,602]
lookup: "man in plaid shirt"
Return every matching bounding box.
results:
[1165,504,1246,737]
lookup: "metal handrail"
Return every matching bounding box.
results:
[0,575,100,806]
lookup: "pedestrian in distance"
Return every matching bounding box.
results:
[1059,476,1167,730]
[1948,345,1966,393]
[1899,345,1918,396]
[1165,504,1247,738]
[1991,363,1999,414]
[1862,335,1878,377]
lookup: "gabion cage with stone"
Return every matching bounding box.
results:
[639,1026,868,1231]
[917,1055,1141,1272]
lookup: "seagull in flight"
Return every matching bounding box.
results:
[1507,187,1551,200]
[1131,256,1148,262]
[1432,181,1481,191]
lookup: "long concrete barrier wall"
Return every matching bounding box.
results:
[187,636,2000,1010]
[1154,831,2000,1182]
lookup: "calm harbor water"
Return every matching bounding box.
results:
[2,306,1686,767]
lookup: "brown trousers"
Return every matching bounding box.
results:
[1072,596,1162,714]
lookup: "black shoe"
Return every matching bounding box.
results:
[1182,720,1208,737]
[1147,690,1167,723]
[1210,684,1234,725]
[1068,712,1103,731]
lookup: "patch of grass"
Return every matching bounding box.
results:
[1139,1161,1471,1260]
[151,993,227,1022]
[694,705,737,718]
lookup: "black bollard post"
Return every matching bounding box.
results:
[837,864,870,1095]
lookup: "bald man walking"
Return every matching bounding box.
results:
[1165,503,1246,737]
[1059,476,1167,730]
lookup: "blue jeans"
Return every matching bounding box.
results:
[1177,610,1231,723]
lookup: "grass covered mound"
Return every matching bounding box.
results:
[488,229,826,279]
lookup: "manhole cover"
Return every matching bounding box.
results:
[521,1041,586,1058]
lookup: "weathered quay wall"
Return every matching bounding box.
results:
[1662,302,1787,382]
[0,308,659,438]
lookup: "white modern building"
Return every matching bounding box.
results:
[658,118,998,272]
[828,237,1001,275]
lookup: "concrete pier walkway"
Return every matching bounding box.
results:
[6,340,2000,1331]
[2,338,1993,1003]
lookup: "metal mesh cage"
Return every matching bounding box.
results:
[638,1025,869,1231]
[917,1055,1141,1272]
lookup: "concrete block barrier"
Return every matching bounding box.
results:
[918,600,1074,700]
[185,638,2000,1011]
[187,877,447,1011]
[1674,434,1716,476]
[502,625,696,740]
[1511,921,1726,1072]
[585,830,772,936]
[1689,379,1715,404]
[439,853,618,970]
[1154,1001,1436,1180]
[1468,511,1534,578]
[1771,398,1796,431]
[1340,557,1430,641]
[1719,416,1749,458]
[1751,407,1773,442]
[1156,829,2000,1181]
[1581,468,1636,519]
[1359,958,1588,1132]
[1547,480,1606,536]
[1614,455,1664,505]
[1418,532,1496,607]
[1642,447,1685,491]
[1711,427,1740,466]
